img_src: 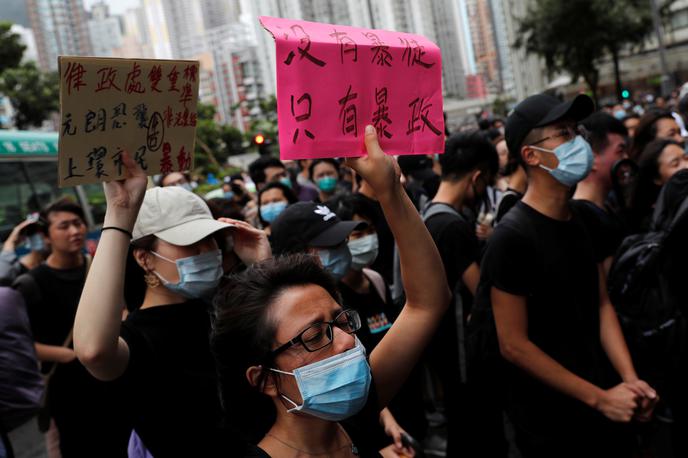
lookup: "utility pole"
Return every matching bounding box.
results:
[649,0,674,96]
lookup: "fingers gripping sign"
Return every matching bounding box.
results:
[345,125,402,201]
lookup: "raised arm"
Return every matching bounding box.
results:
[346,125,451,407]
[74,153,148,381]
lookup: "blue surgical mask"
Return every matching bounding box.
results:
[279,177,293,189]
[532,136,594,187]
[613,110,627,120]
[25,233,45,252]
[316,176,337,193]
[317,243,352,281]
[260,201,288,224]
[152,249,223,299]
[347,234,379,271]
[178,182,193,192]
[224,191,234,200]
[270,338,371,421]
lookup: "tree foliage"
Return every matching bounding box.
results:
[0,21,25,75]
[516,0,666,104]
[0,62,59,129]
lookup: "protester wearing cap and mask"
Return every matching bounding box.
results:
[211,126,450,458]
[73,168,272,457]
[469,93,657,457]
[257,182,297,235]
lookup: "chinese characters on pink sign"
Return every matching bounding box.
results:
[58,56,199,187]
[259,16,445,160]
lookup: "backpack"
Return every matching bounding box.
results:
[0,287,44,432]
[608,190,688,338]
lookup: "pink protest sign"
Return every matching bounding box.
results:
[259,16,444,160]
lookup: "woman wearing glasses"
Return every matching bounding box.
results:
[211,126,451,457]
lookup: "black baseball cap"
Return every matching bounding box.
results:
[505,93,595,158]
[270,202,366,255]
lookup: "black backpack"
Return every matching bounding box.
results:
[608,186,688,339]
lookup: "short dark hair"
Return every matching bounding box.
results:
[629,110,675,160]
[210,254,341,418]
[440,131,499,181]
[581,112,628,154]
[308,158,339,181]
[248,156,285,186]
[41,198,85,227]
[329,193,378,226]
[257,182,298,226]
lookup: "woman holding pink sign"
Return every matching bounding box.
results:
[211,125,450,457]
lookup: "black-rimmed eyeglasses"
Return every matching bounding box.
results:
[267,309,361,360]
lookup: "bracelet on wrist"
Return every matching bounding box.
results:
[101,226,133,239]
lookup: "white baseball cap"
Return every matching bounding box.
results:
[132,186,234,246]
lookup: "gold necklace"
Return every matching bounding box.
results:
[265,431,359,456]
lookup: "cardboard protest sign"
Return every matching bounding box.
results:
[58,56,199,187]
[259,16,444,160]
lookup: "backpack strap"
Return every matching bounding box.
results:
[362,268,387,304]
[421,202,468,382]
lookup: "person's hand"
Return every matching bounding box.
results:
[595,383,640,422]
[218,218,271,265]
[476,223,493,241]
[379,409,415,457]
[102,151,148,231]
[624,379,658,422]
[345,125,402,202]
[3,219,34,252]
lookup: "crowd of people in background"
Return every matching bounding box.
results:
[1,82,688,458]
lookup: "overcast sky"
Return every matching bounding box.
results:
[83,0,142,15]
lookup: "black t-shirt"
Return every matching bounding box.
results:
[338,275,427,440]
[474,201,616,438]
[338,278,395,353]
[119,300,233,457]
[13,261,130,456]
[424,202,479,371]
[570,199,625,261]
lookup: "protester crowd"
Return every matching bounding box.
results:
[2,82,688,458]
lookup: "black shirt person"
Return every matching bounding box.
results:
[73,175,272,457]
[13,200,130,457]
[572,112,629,274]
[472,93,658,457]
[423,132,499,457]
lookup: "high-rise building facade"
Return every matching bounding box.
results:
[27,0,93,71]
[465,0,500,92]
[87,1,124,57]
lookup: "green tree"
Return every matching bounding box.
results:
[0,62,59,129]
[0,21,25,75]
[516,0,671,104]
[194,102,223,173]
[220,125,246,157]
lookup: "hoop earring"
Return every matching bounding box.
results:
[144,271,161,288]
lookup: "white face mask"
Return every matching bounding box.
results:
[347,234,379,271]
